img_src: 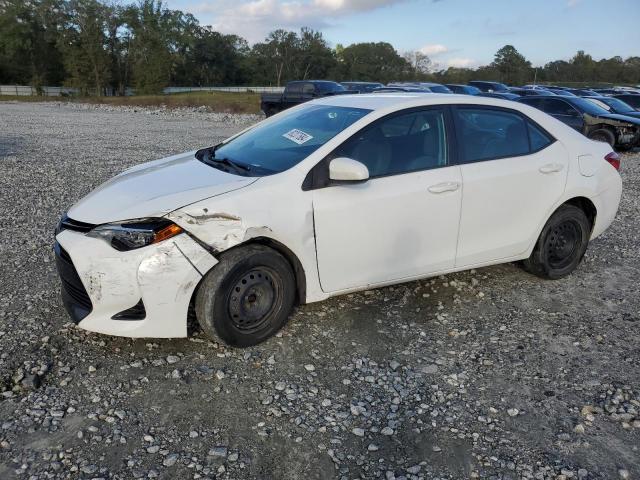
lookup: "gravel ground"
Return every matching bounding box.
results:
[0,102,638,480]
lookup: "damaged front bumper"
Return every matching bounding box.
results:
[54,229,217,338]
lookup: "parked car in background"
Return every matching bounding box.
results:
[478,92,521,101]
[341,82,384,93]
[518,95,640,149]
[562,88,600,97]
[446,84,482,95]
[55,94,622,346]
[592,88,623,96]
[261,80,348,117]
[614,86,640,94]
[613,94,640,110]
[546,88,577,96]
[388,82,453,93]
[372,86,431,93]
[509,87,555,97]
[584,96,640,120]
[468,80,510,93]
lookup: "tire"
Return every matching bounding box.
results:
[523,204,591,280]
[588,128,615,147]
[195,245,296,347]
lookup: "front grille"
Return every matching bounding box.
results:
[54,242,93,323]
[56,214,96,234]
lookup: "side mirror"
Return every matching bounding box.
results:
[329,157,369,183]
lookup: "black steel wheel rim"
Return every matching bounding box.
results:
[546,220,581,269]
[227,267,280,332]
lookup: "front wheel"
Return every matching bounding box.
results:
[195,245,296,347]
[523,204,591,279]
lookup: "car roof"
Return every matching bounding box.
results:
[519,95,560,100]
[310,92,524,111]
[341,81,381,85]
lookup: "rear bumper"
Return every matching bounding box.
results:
[591,171,623,239]
[54,229,218,338]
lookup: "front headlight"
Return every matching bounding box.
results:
[87,218,184,251]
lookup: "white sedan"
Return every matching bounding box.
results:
[54,94,622,346]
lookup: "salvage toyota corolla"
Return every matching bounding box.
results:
[54,94,622,347]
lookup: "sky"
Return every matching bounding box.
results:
[165,0,640,68]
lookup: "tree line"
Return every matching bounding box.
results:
[1,0,638,95]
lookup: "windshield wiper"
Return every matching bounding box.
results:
[211,156,251,173]
[196,146,250,174]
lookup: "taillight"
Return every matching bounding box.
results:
[605,151,620,170]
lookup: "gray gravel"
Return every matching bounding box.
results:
[1,101,639,479]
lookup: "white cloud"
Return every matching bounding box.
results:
[419,43,448,56]
[193,0,410,43]
[567,0,581,6]
[446,57,475,68]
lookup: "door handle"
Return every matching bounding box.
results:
[428,181,460,194]
[539,163,564,174]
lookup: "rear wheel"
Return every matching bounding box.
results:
[588,128,615,147]
[195,245,296,347]
[523,204,591,279]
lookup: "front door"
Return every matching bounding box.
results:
[311,107,463,293]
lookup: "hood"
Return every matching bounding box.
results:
[67,151,258,225]
[595,112,640,127]
[614,111,640,120]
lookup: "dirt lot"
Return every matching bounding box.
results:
[0,102,638,480]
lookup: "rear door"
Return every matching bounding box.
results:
[452,105,568,267]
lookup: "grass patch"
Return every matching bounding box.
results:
[0,91,262,114]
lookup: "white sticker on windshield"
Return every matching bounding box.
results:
[283,129,313,145]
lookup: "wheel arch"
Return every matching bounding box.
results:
[240,237,307,305]
[524,194,598,259]
[562,196,597,232]
[189,237,308,316]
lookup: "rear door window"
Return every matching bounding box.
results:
[454,108,529,162]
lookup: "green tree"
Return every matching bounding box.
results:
[0,0,65,86]
[337,42,411,83]
[404,51,432,76]
[491,44,531,84]
[295,28,336,80]
[124,0,173,94]
[58,0,112,95]
[184,28,249,85]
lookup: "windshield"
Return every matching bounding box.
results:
[491,83,509,92]
[570,97,612,116]
[602,97,635,113]
[210,104,371,175]
[429,85,452,93]
[318,82,346,93]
